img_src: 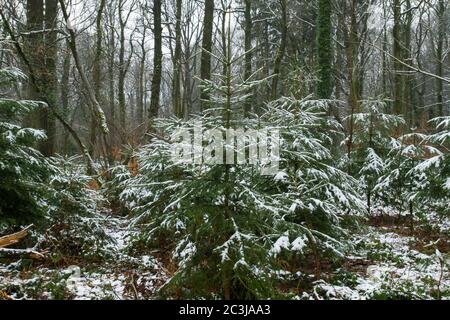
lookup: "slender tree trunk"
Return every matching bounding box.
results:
[91,0,107,157]
[271,0,287,100]
[25,0,43,108]
[24,0,57,156]
[107,13,116,137]
[263,21,270,103]
[335,9,344,101]
[24,0,44,141]
[118,0,127,131]
[149,0,163,122]
[220,1,227,78]
[244,0,252,115]
[382,28,388,96]
[223,8,233,300]
[173,0,183,118]
[316,0,332,99]
[41,0,58,156]
[200,0,214,110]
[60,40,71,154]
[381,0,389,99]
[344,0,360,161]
[184,41,192,117]
[348,0,360,113]
[358,6,370,101]
[403,0,413,126]
[137,40,146,125]
[435,0,446,117]
[393,0,403,115]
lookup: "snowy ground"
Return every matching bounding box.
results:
[309,225,449,300]
[0,216,170,300]
[1,214,448,300]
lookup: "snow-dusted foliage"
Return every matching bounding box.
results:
[119,116,283,298]
[260,97,364,248]
[401,116,450,218]
[310,227,449,300]
[373,115,449,219]
[42,155,114,260]
[0,66,54,226]
[118,97,364,299]
[344,99,405,214]
[0,66,112,258]
[375,131,440,216]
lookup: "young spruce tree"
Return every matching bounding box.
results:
[119,9,363,299]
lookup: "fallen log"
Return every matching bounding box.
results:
[0,225,34,248]
[0,248,46,260]
[0,225,48,260]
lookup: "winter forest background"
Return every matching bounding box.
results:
[0,0,449,300]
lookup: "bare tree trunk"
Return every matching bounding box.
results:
[316,0,333,99]
[435,0,446,117]
[184,40,192,117]
[335,5,344,101]
[263,21,270,103]
[244,0,252,115]
[348,0,361,113]
[40,0,58,156]
[23,0,57,156]
[200,0,214,110]
[173,0,183,118]
[271,0,287,100]
[60,40,71,154]
[24,0,43,120]
[91,0,107,157]
[382,22,388,96]
[118,0,128,132]
[404,0,413,126]
[149,0,163,123]
[393,0,404,115]
[24,0,48,151]
[343,0,360,161]
[107,5,117,144]
[137,36,147,126]
[220,1,227,78]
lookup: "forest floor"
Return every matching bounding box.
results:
[306,215,449,300]
[0,206,448,300]
[0,213,170,300]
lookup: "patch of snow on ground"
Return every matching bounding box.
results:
[0,213,170,300]
[312,227,449,300]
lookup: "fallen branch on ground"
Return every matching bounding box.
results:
[0,225,48,260]
[0,225,34,248]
